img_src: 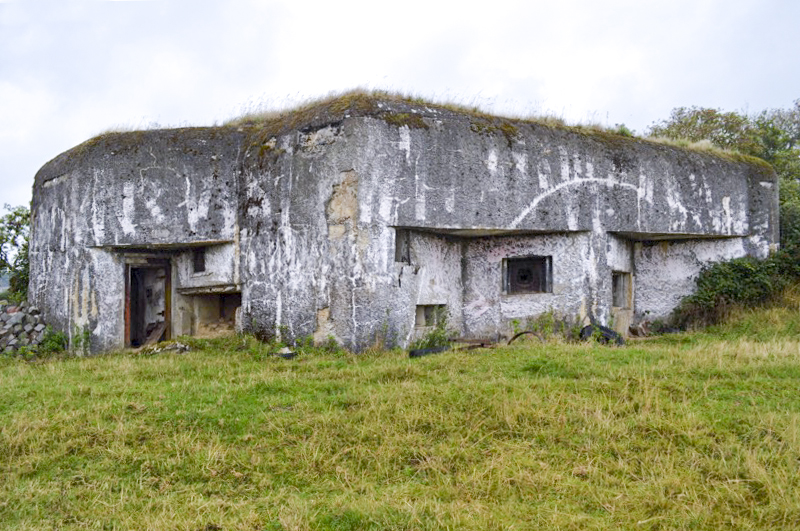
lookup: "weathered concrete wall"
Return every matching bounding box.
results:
[461,233,589,338]
[353,115,776,247]
[175,243,238,291]
[30,97,780,352]
[34,129,243,248]
[30,129,243,351]
[237,122,419,350]
[633,238,748,321]
[404,231,464,342]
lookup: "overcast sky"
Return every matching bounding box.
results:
[1,0,799,211]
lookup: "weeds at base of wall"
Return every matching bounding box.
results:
[365,316,398,353]
[180,330,352,361]
[409,308,451,351]
[40,326,68,355]
[3,326,68,362]
[511,310,584,343]
[293,334,348,357]
[71,326,91,356]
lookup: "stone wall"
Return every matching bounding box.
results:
[1,300,48,354]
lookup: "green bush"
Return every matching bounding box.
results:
[672,253,791,328]
[7,241,28,302]
[409,308,450,351]
[38,326,68,356]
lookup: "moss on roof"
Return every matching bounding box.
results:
[39,89,776,185]
[226,89,777,175]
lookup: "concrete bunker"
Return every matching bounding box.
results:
[28,93,779,353]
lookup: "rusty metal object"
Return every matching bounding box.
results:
[507,330,545,345]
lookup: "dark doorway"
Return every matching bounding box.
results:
[126,261,171,347]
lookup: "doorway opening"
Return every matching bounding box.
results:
[191,292,241,337]
[610,270,633,337]
[126,261,171,347]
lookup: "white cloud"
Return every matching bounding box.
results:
[0,0,798,208]
[0,82,57,142]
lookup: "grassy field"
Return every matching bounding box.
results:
[2,309,800,530]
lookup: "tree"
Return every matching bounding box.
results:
[648,106,762,155]
[0,204,30,301]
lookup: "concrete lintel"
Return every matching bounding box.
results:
[176,284,241,296]
[98,240,234,252]
[393,225,588,238]
[610,231,745,242]
[123,256,171,266]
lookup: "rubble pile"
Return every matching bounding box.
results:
[1,300,48,354]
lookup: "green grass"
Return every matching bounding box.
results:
[2,322,800,530]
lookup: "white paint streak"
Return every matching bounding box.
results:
[414,171,425,220]
[222,203,236,238]
[145,197,165,223]
[665,181,689,231]
[572,153,583,178]
[637,173,653,204]
[91,171,105,244]
[510,178,639,229]
[119,182,136,235]
[378,194,393,222]
[513,152,528,180]
[398,126,411,164]
[567,206,579,231]
[486,150,498,175]
[184,176,197,231]
[722,196,732,233]
[537,159,551,190]
[444,188,455,213]
[558,146,570,182]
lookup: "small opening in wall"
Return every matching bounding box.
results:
[612,271,631,308]
[192,292,242,336]
[505,256,552,294]
[395,229,411,264]
[193,248,206,273]
[415,304,446,327]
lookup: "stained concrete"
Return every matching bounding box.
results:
[29,94,779,352]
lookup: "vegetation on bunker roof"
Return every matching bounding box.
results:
[37,89,775,187]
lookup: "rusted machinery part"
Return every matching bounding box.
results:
[579,324,624,346]
[507,330,546,345]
